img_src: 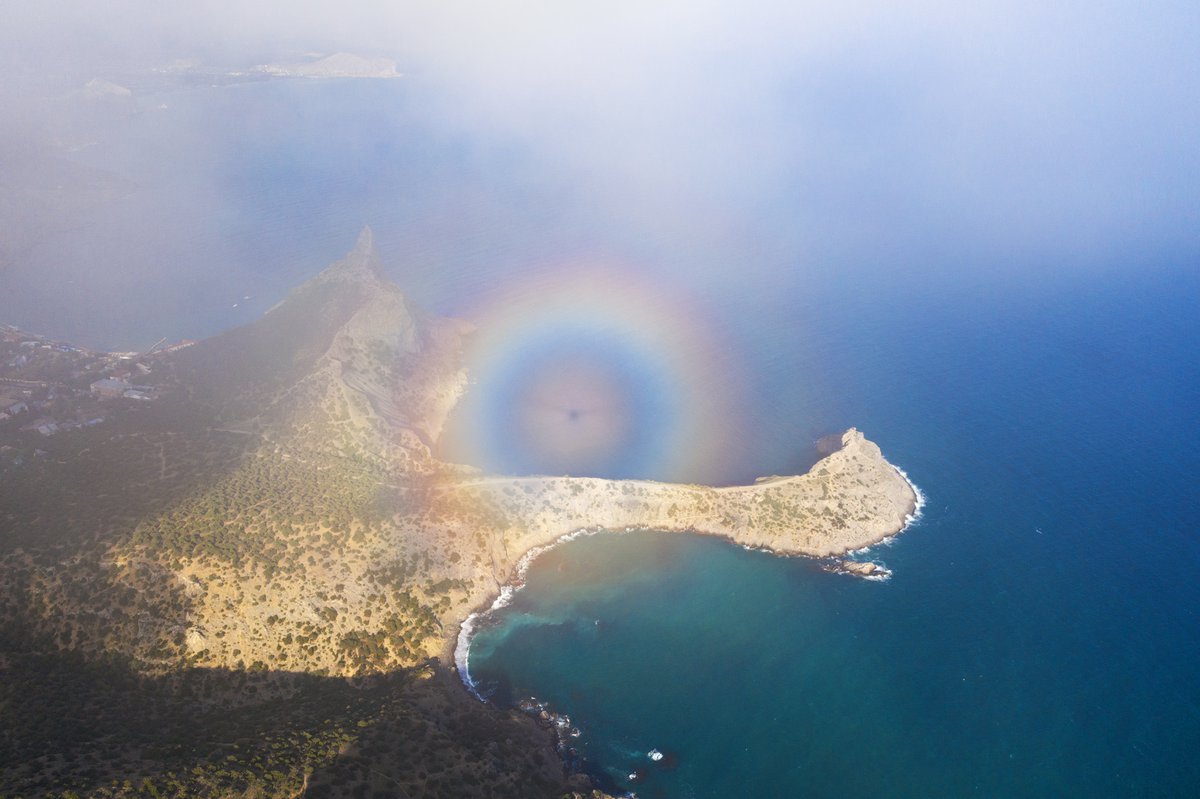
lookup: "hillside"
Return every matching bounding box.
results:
[0,229,915,797]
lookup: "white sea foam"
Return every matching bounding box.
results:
[453,614,481,698]
[895,465,927,528]
[821,559,893,581]
[455,525,615,698]
[740,543,773,554]
[455,585,517,700]
[850,533,899,558]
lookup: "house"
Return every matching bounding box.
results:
[159,339,196,355]
[24,417,59,436]
[1,399,28,415]
[91,378,132,398]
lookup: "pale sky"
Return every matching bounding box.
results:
[2,1,1198,338]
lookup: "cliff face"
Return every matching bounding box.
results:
[297,227,473,459]
[170,227,470,461]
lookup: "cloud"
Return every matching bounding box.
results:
[3,0,1198,288]
[368,1,1200,274]
[3,1,1196,478]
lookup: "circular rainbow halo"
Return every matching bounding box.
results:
[449,262,743,483]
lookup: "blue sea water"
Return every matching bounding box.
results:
[7,77,1199,797]
[467,268,1200,797]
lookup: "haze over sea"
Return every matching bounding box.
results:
[5,75,1199,796]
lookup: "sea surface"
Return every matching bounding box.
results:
[466,270,1200,797]
[8,77,1199,797]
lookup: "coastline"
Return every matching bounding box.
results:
[450,430,923,697]
[896,465,928,526]
[455,526,601,698]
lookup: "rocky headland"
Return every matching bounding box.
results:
[447,426,917,657]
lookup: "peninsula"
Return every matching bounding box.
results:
[0,228,918,797]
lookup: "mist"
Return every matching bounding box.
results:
[2,1,1197,352]
[4,0,1195,331]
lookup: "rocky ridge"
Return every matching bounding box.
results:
[138,230,918,676]
[0,229,917,797]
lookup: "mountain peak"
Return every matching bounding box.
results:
[319,226,386,283]
[353,225,375,255]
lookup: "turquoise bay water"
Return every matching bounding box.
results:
[468,270,1200,797]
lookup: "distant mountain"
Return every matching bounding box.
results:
[256,53,402,79]
[79,78,133,100]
